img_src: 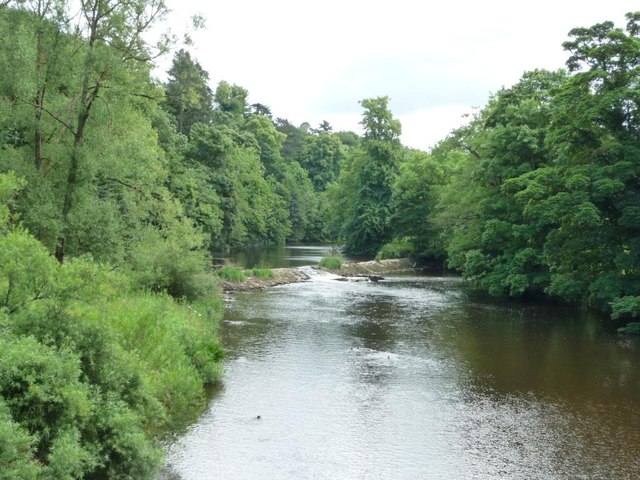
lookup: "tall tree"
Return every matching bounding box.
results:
[275,117,310,164]
[214,80,248,119]
[300,132,344,191]
[164,49,213,135]
[535,13,640,309]
[329,97,402,256]
[434,70,566,296]
[250,102,272,118]
[56,0,168,262]
[390,149,447,258]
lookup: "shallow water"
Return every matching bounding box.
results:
[162,248,640,479]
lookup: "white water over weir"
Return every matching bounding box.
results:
[160,245,640,479]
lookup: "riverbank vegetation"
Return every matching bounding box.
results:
[319,255,343,270]
[1,0,640,476]
[329,13,640,328]
[0,1,229,477]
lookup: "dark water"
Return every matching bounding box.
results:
[162,247,640,479]
[212,243,348,269]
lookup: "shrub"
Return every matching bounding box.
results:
[319,255,343,269]
[126,221,211,300]
[0,226,224,478]
[618,322,640,335]
[375,238,414,261]
[249,267,275,279]
[611,295,640,320]
[215,266,246,282]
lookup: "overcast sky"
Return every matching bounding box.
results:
[156,1,639,151]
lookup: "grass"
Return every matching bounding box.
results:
[319,255,343,269]
[248,267,275,279]
[215,266,246,282]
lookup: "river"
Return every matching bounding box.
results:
[161,245,640,479]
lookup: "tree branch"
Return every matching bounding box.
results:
[24,100,75,134]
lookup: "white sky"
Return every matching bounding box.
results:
[155,1,639,151]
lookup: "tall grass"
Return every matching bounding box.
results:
[249,267,275,279]
[215,266,246,282]
[375,238,414,261]
[319,255,343,269]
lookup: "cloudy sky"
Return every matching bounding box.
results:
[157,1,639,150]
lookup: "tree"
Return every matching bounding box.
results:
[0,0,170,263]
[330,97,402,256]
[275,117,310,164]
[429,12,640,314]
[164,49,213,135]
[300,132,344,191]
[360,96,401,142]
[250,102,272,118]
[186,123,291,247]
[214,80,248,118]
[536,13,640,309]
[434,70,566,296]
[390,149,447,258]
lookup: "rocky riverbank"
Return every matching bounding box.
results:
[220,267,311,293]
[220,258,414,293]
[321,258,413,276]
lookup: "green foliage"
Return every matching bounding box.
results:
[319,255,343,269]
[0,399,42,479]
[390,149,447,258]
[300,132,345,191]
[126,217,212,300]
[249,268,275,279]
[359,96,401,142]
[407,14,640,318]
[164,49,213,135]
[186,123,293,247]
[611,296,640,320]
[617,322,640,335]
[100,294,223,424]
[0,172,223,478]
[375,238,415,261]
[0,335,98,477]
[0,172,24,229]
[328,97,403,256]
[214,80,248,118]
[215,266,246,282]
[276,118,310,164]
[432,69,567,298]
[276,160,320,241]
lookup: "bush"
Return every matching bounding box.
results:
[215,266,246,282]
[0,226,224,478]
[0,335,104,479]
[375,238,414,261]
[127,221,211,300]
[611,295,640,320]
[177,273,221,304]
[319,255,343,269]
[618,322,640,335]
[249,267,275,279]
[0,400,42,479]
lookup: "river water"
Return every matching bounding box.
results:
[162,246,640,479]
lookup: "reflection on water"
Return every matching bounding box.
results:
[212,243,345,268]
[162,247,640,479]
